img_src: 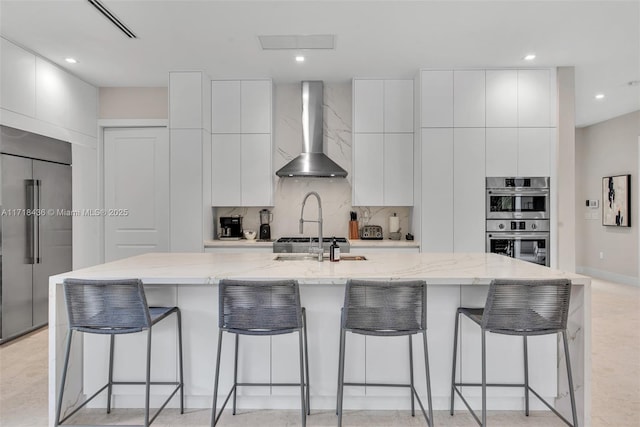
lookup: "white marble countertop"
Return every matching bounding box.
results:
[51,252,589,286]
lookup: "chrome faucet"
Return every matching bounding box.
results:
[299,191,323,262]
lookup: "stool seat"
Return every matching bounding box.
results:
[56,278,184,427]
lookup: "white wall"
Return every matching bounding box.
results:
[215,82,411,239]
[99,87,168,119]
[576,110,640,284]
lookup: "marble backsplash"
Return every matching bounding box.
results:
[214,82,411,240]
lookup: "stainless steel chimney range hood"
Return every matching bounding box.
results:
[276,81,348,178]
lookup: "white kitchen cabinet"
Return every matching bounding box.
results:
[169,72,205,129]
[353,79,384,133]
[518,69,551,127]
[241,80,271,134]
[353,79,414,206]
[211,134,241,206]
[353,133,384,206]
[211,79,273,206]
[453,70,485,127]
[420,128,453,252]
[241,134,272,206]
[383,133,414,206]
[420,70,453,128]
[486,70,518,127]
[212,79,271,134]
[453,128,485,252]
[485,128,518,176]
[384,80,414,133]
[211,133,272,206]
[0,38,36,118]
[211,80,241,133]
[518,128,552,177]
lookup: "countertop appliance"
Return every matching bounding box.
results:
[1,125,72,343]
[360,225,383,240]
[486,177,550,267]
[259,208,272,240]
[273,237,350,254]
[219,216,243,239]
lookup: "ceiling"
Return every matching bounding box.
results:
[1,0,638,127]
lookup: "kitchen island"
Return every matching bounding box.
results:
[49,252,591,426]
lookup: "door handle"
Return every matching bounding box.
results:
[26,179,41,264]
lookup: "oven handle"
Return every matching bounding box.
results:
[487,232,550,239]
[487,189,549,196]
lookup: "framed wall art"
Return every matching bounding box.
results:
[602,174,631,227]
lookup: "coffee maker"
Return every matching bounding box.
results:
[219,216,243,239]
[259,209,273,240]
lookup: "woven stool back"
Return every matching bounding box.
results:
[482,279,572,335]
[218,279,302,335]
[63,278,151,334]
[342,279,426,336]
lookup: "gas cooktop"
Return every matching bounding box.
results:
[273,237,350,253]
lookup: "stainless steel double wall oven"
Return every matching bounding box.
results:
[486,177,550,266]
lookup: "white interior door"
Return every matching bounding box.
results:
[104,127,169,262]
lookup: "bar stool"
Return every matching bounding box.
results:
[450,278,578,426]
[336,279,433,427]
[56,278,184,427]
[211,279,310,426]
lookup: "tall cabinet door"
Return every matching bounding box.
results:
[241,134,272,206]
[212,134,241,206]
[32,160,71,327]
[1,154,33,339]
[104,127,170,262]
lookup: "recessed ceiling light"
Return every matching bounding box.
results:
[595,93,605,100]
[65,57,78,64]
[523,54,536,61]
[295,56,305,63]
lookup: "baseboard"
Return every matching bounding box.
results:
[576,266,640,287]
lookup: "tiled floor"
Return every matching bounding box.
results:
[1,278,638,426]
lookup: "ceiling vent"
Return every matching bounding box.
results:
[258,35,335,50]
[87,0,137,39]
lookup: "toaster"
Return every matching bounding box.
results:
[361,225,383,240]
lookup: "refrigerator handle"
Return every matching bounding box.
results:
[26,179,41,264]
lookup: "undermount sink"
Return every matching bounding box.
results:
[273,254,367,261]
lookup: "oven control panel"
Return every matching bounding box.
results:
[486,219,550,232]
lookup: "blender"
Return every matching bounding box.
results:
[259,209,273,240]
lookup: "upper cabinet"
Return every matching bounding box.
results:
[211,79,273,207]
[169,71,211,131]
[0,38,36,118]
[420,70,453,127]
[453,70,485,127]
[1,38,97,139]
[212,79,271,134]
[353,79,414,206]
[486,70,518,127]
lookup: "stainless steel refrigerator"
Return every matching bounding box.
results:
[0,125,72,343]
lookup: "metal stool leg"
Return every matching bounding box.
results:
[562,330,579,427]
[177,309,184,414]
[232,334,239,415]
[450,310,460,416]
[107,334,115,414]
[144,328,152,427]
[524,335,530,416]
[409,335,415,416]
[298,330,307,427]
[303,308,311,415]
[336,310,344,416]
[337,327,347,427]
[211,330,223,427]
[423,330,433,427]
[481,330,487,427]
[55,330,74,427]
